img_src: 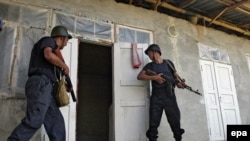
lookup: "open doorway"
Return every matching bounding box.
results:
[76,42,112,141]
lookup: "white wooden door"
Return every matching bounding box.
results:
[41,38,78,141]
[112,43,149,141]
[200,60,241,141]
[214,62,241,135]
[200,60,224,140]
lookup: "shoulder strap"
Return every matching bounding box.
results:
[164,59,184,82]
[164,59,176,73]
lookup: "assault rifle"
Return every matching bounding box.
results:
[65,75,77,102]
[55,49,77,102]
[145,69,202,95]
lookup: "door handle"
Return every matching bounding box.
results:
[219,96,222,103]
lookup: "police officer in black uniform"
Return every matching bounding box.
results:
[7,25,72,141]
[137,44,185,141]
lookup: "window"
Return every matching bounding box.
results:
[198,43,230,64]
[55,12,114,42]
[0,2,48,94]
[116,25,153,44]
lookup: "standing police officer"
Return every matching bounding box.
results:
[7,25,72,141]
[137,44,185,141]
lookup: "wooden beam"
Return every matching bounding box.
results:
[222,0,249,12]
[153,0,161,10]
[129,0,133,5]
[237,6,250,15]
[179,0,196,8]
[145,0,250,36]
[209,7,229,25]
[219,0,236,5]
[237,21,250,27]
[209,0,249,25]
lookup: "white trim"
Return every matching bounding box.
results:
[246,54,250,72]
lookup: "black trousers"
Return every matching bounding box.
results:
[7,75,65,141]
[146,88,184,141]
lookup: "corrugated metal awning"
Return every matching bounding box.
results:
[116,0,250,39]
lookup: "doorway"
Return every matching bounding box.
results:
[77,42,112,141]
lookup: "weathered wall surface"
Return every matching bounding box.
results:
[0,0,249,141]
[0,97,40,141]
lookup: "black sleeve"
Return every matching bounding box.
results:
[142,62,153,71]
[40,37,57,51]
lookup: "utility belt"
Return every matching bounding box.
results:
[152,85,174,95]
[28,67,56,83]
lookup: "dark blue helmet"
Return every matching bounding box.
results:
[145,44,161,55]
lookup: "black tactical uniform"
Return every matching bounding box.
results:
[7,26,71,141]
[142,44,185,141]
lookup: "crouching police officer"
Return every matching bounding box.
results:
[7,25,72,141]
[137,44,185,141]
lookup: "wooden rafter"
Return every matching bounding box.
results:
[209,0,249,25]
[237,21,250,27]
[219,0,237,5]
[237,6,250,15]
[153,0,161,10]
[145,0,250,36]
[179,0,196,8]
[129,0,133,5]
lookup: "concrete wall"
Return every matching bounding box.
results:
[0,0,249,141]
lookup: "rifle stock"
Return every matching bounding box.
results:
[145,69,202,95]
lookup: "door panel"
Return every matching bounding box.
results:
[214,63,241,134]
[112,43,149,141]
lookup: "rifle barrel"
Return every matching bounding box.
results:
[185,85,202,95]
[65,75,77,102]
